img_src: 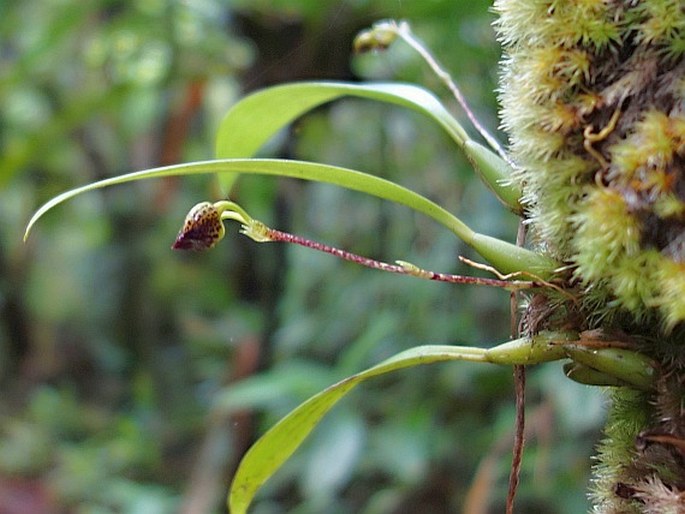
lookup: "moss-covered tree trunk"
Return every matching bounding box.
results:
[494,1,685,512]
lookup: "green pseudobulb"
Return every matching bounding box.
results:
[495,0,685,329]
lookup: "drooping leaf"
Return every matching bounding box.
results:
[227,344,488,514]
[214,81,521,211]
[25,158,557,276]
[228,331,574,513]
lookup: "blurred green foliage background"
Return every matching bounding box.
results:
[1,1,605,512]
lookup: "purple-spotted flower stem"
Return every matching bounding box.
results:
[173,200,539,291]
[253,226,537,291]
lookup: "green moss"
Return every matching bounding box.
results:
[656,259,685,329]
[573,188,641,279]
[495,0,685,326]
[635,0,685,54]
[590,389,651,514]
[609,252,661,313]
[496,3,685,509]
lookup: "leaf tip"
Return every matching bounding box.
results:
[23,211,43,243]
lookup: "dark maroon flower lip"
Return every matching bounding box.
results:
[172,202,225,251]
[171,230,215,251]
[171,236,195,250]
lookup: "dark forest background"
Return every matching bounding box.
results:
[1,1,603,512]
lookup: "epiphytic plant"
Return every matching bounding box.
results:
[25,4,685,513]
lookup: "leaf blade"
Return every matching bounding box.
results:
[228,330,578,512]
[215,81,520,210]
[228,344,488,514]
[24,158,555,276]
[215,82,468,160]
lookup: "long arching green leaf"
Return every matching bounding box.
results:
[215,81,521,211]
[228,346,473,514]
[228,331,572,514]
[24,158,556,276]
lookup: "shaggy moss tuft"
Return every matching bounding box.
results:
[495,0,685,327]
[495,1,685,511]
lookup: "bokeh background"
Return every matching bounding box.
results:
[1,1,605,512]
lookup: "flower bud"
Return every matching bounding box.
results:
[172,201,225,251]
[353,20,399,54]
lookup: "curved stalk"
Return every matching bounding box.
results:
[25,158,558,277]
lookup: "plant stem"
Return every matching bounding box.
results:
[263,227,537,290]
[507,221,528,514]
[393,21,511,164]
[507,364,525,514]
